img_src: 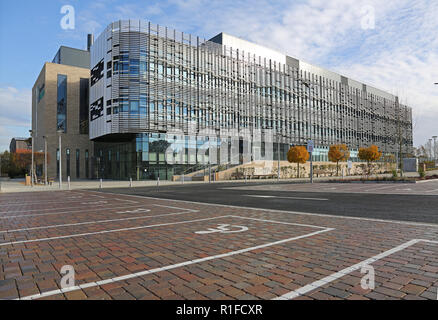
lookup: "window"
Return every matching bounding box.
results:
[57,74,67,132]
[130,101,139,113]
[85,150,89,179]
[66,148,71,178]
[79,78,89,134]
[56,149,60,178]
[38,84,45,102]
[76,149,80,178]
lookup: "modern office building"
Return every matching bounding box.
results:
[88,20,413,181]
[32,45,94,180]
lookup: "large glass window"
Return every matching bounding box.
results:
[76,149,80,178]
[57,74,67,132]
[66,148,71,178]
[79,78,89,134]
[56,149,60,178]
[85,150,89,179]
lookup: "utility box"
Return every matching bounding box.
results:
[25,175,31,186]
[403,158,418,173]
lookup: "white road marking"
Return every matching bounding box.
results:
[152,204,199,212]
[364,185,399,192]
[274,239,438,300]
[0,216,232,247]
[0,210,194,234]
[0,198,140,214]
[245,195,329,201]
[228,215,328,230]
[195,224,249,234]
[423,189,438,193]
[17,226,333,300]
[0,204,145,220]
[105,192,438,228]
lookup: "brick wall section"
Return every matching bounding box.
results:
[32,62,93,180]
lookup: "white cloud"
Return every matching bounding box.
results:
[14,1,438,149]
[0,87,31,151]
[149,0,438,146]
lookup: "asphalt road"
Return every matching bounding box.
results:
[96,181,438,224]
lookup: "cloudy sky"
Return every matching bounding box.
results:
[0,0,437,152]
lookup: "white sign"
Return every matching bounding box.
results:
[195,224,248,235]
[307,140,314,153]
[348,160,353,169]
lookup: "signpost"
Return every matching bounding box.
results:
[307,140,314,184]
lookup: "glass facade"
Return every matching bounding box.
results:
[95,133,291,180]
[90,20,414,180]
[57,74,67,132]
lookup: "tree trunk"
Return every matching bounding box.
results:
[297,163,300,178]
[336,161,339,176]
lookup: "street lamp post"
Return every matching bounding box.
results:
[29,130,34,187]
[433,136,438,163]
[302,80,315,184]
[57,130,63,189]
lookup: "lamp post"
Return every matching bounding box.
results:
[433,136,438,163]
[43,135,48,185]
[276,133,284,182]
[302,79,315,184]
[57,129,63,189]
[29,130,34,187]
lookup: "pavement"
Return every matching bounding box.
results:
[0,170,430,193]
[0,185,437,300]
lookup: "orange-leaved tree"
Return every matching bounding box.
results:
[328,144,350,176]
[287,146,309,178]
[358,145,382,176]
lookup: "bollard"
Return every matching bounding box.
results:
[100,179,103,189]
[68,176,71,190]
[157,177,160,189]
[130,178,133,188]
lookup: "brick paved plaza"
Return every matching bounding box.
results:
[0,188,437,300]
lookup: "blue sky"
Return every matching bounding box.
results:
[0,0,437,152]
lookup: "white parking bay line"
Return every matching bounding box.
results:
[18,227,333,300]
[274,239,438,300]
[0,216,229,247]
[245,195,329,201]
[0,210,194,234]
[0,198,140,214]
[0,204,145,220]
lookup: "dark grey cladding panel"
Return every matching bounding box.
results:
[58,46,90,69]
[341,76,349,85]
[362,84,367,92]
[286,56,299,68]
[209,33,223,44]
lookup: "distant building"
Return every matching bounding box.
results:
[9,137,31,154]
